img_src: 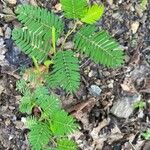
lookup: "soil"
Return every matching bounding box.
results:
[0,0,150,150]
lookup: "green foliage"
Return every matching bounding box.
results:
[141,0,148,10]
[16,80,78,150]
[36,95,60,116]
[16,79,29,94]
[47,50,80,93]
[12,5,64,62]
[28,123,52,150]
[133,101,146,110]
[141,129,150,140]
[51,110,78,135]
[57,139,77,150]
[19,94,33,114]
[60,0,87,19]
[81,4,104,24]
[13,3,125,93]
[13,2,126,149]
[74,25,124,67]
[25,116,38,128]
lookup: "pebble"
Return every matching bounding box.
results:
[110,93,141,118]
[131,21,140,34]
[5,0,17,5]
[135,4,144,17]
[88,70,97,78]
[138,109,144,118]
[106,0,113,5]
[55,3,62,11]
[8,106,15,110]
[5,119,11,126]
[142,141,150,150]
[64,41,74,49]
[103,71,110,77]
[15,121,24,129]
[0,85,4,95]
[9,135,14,140]
[0,27,3,36]
[108,80,114,89]
[89,85,102,97]
[5,27,12,39]
[0,55,5,60]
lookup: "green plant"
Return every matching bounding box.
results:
[12,1,125,93]
[12,1,125,149]
[133,101,146,110]
[141,0,148,10]
[141,129,150,140]
[17,79,78,150]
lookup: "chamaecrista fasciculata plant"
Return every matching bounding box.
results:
[12,0,125,149]
[12,0,125,93]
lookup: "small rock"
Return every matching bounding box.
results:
[103,71,110,77]
[0,27,3,36]
[0,85,4,94]
[89,85,102,97]
[30,0,38,6]
[142,141,150,150]
[9,106,15,110]
[138,109,144,118]
[130,6,135,12]
[5,119,11,126]
[57,37,64,46]
[88,70,97,78]
[3,7,16,22]
[108,80,114,89]
[15,121,24,129]
[0,55,5,60]
[135,4,144,17]
[106,0,113,5]
[64,41,74,49]
[5,27,12,39]
[9,135,14,140]
[131,21,140,34]
[110,93,141,118]
[4,0,17,5]
[55,3,62,11]
[21,117,27,124]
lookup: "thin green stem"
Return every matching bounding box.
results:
[61,21,80,49]
[52,26,56,54]
[32,56,40,72]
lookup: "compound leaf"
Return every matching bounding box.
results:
[57,139,77,150]
[51,110,78,136]
[47,50,80,93]
[36,95,60,117]
[12,5,64,62]
[28,123,51,150]
[19,95,33,114]
[26,116,38,128]
[74,25,124,67]
[81,4,104,24]
[60,0,87,19]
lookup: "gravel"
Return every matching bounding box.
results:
[89,84,102,97]
[110,93,141,118]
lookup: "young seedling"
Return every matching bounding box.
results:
[141,0,148,10]
[141,129,150,140]
[12,0,125,149]
[12,0,125,93]
[16,79,78,150]
[133,101,146,110]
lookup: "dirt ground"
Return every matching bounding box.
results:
[0,0,150,150]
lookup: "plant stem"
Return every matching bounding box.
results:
[32,56,40,72]
[61,21,80,49]
[52,26,56,54]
